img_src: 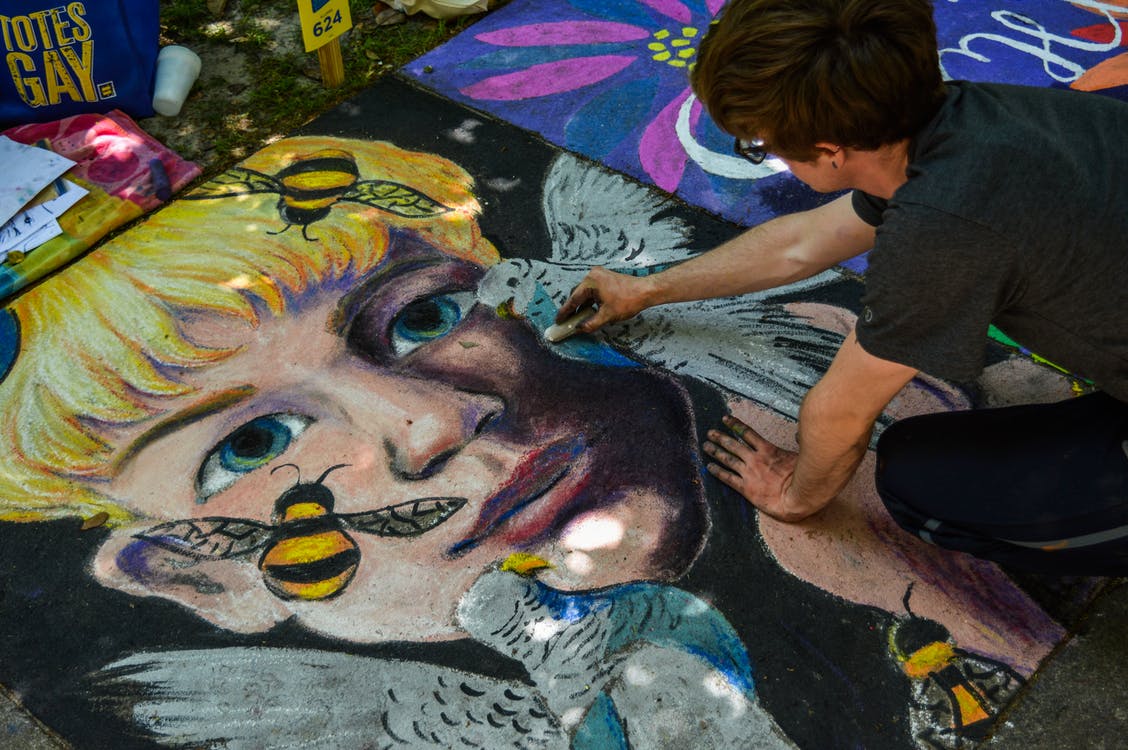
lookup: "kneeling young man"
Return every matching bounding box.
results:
[557,0,1128,575]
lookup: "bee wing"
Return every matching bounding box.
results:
[343,180,452,218]
[342,497,467,537]
[951,649,1025,703]
[184,167,281,200]
[134,518,273,559]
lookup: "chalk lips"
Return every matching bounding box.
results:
[446,435,586,557]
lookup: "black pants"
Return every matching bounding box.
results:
[875,392,1128,576]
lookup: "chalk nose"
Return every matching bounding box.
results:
[385,395,503,480]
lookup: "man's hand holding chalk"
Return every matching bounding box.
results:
[550,266,658,343]
[543,308,595,343]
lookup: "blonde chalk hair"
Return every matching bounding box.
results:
[0,137,499,525]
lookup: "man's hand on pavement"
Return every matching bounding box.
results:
[703,416,816,523]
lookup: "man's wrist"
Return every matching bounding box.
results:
[777,476,833,523]
[639,272,668,308]
[644,266,702,307]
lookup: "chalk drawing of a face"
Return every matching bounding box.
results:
[91,229,708,642]
[0,135,1062,654]
[0,134,1072,750]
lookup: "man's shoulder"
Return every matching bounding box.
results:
[903,81,1128,242]
[929,81,1128,162]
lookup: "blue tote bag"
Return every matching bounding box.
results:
[0,1,160,128]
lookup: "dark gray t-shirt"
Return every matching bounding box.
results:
[853,81,1128,400]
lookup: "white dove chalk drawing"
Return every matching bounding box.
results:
[477,153,850,424]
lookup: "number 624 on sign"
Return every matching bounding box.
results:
[298,0,353,52]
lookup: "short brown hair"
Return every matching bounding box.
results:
[692,0,946,160]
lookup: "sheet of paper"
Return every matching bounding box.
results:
[32,178,87,217]
[0,136,76,228]
[0,220,61,261]
[0,179,88,257]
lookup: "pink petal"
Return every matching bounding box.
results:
[460,55,637,101]
[707,0,726,16]
[476,21,649,46]
[639,88,693,192]
[640,0,692,24]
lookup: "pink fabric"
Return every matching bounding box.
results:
[0,110,200,299]
[3,110,200,211]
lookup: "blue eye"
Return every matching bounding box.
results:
[390,291,476,358]
[196,414,313,501]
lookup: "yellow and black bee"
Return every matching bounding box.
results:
[889,584,1025,750]
[135,464,466,601]
[184,149,453,240]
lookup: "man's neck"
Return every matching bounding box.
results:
[845,139,911,199]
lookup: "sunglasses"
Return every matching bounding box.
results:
[733,137,768,165]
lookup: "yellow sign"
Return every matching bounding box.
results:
[297,0,353,52]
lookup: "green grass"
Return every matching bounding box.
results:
[154,0,478,173]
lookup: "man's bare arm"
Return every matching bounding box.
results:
[557,193,876,330]
[704,330,919,521]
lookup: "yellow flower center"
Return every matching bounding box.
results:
[648,26,699,69]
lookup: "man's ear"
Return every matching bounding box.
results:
[813,142,843,167]
[91,525,292,633]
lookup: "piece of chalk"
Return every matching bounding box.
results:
[149,158,171,201]
[544,309,595,343]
